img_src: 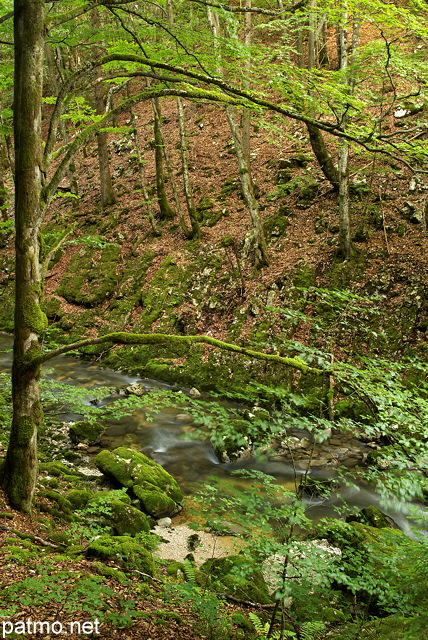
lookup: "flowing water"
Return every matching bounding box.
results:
[0,334,424,532]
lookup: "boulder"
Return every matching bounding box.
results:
[69,420,105,445]
[85,535,155,574]
[88,490,151,536]
[125,382,147,396]
[199,554,272,604]
[95,446,184,518]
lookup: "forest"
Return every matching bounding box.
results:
[0,0,427,637]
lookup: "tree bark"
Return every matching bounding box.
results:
[307,123,339,190]
[177,98,199,238]
[92,9,116,208]
[1,0,46,513]
[152,97,175,220]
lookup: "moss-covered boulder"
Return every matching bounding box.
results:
[65,488,93,510]
[346,506,395,529]
[85,534,155,574]
[69,420,105,445]
[95,447,184,518]
[39,461,79,477]
[199,555,272,604]
[88,491,151,536]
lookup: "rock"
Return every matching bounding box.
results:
[76,466,104,478]
[276,169,292,184]
[199,555,272,604]
[278,158,294,169]
[175,413,192,422]
[85,535,155,574]
[401,201,423,224]
[157,517,172,528]
[125,382,147,396]
[346,506,396,529]
[88,491,151,536]
[65,489,93,510]
[95,446,184,518]
[69,420,105,445]
[189,387,201,398]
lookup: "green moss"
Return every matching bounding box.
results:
[200,555,271,604]
[95,447,183,518]
[23,301,48,334]
[91,561,128,584]
[133,485,177,519]
[56,244,121,307]
[85,534,155,574]
[263,211,289,241]
[39,461,76,477]
[65,489,93,510]
[69,420,105,445]
[88,492,151,536]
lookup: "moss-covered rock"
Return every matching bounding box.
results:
[91,561,129,584]
[88,491,151,536]
[85,534,155,574]
[39,461,75,477]
[69,420,105,445]
[199,555,272,604]
[56,243,121,307]
[95,447,184,518]
[346,506,395,529]
[65,488,93,510]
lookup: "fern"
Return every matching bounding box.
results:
[182,558,196,583]
[248,612,296,639]
[300,622,326,640]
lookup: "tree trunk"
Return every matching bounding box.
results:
[207,6,268,269]
[307,123,339,190]
[338,138,351,259]
[92,9,116,208]
[337,10,360,260]
[1,0,46,513]
[177,98,199,238]
[0,159,7,221]
[226,107,269,269]
[128,103,160,236]
[152,97,175,220]
[241,0,252,166]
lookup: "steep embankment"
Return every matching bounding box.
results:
[0,96,427,393]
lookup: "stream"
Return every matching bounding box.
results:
[0,334,423,534]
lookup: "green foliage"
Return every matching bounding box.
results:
[248,613,288,639]
[67,488,130,542]
[165,566,233,640]
[0,560,138,627]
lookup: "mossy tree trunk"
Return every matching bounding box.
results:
[1,0,47,513]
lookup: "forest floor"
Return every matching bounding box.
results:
[0,489,262,640]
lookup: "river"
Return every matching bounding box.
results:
[0,333,422,533]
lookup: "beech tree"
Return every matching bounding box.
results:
[1,0,46,511]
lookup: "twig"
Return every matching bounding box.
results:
[0,524,61,549]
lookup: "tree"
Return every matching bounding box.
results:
[1,0,46,512]
[1,0,426,512]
